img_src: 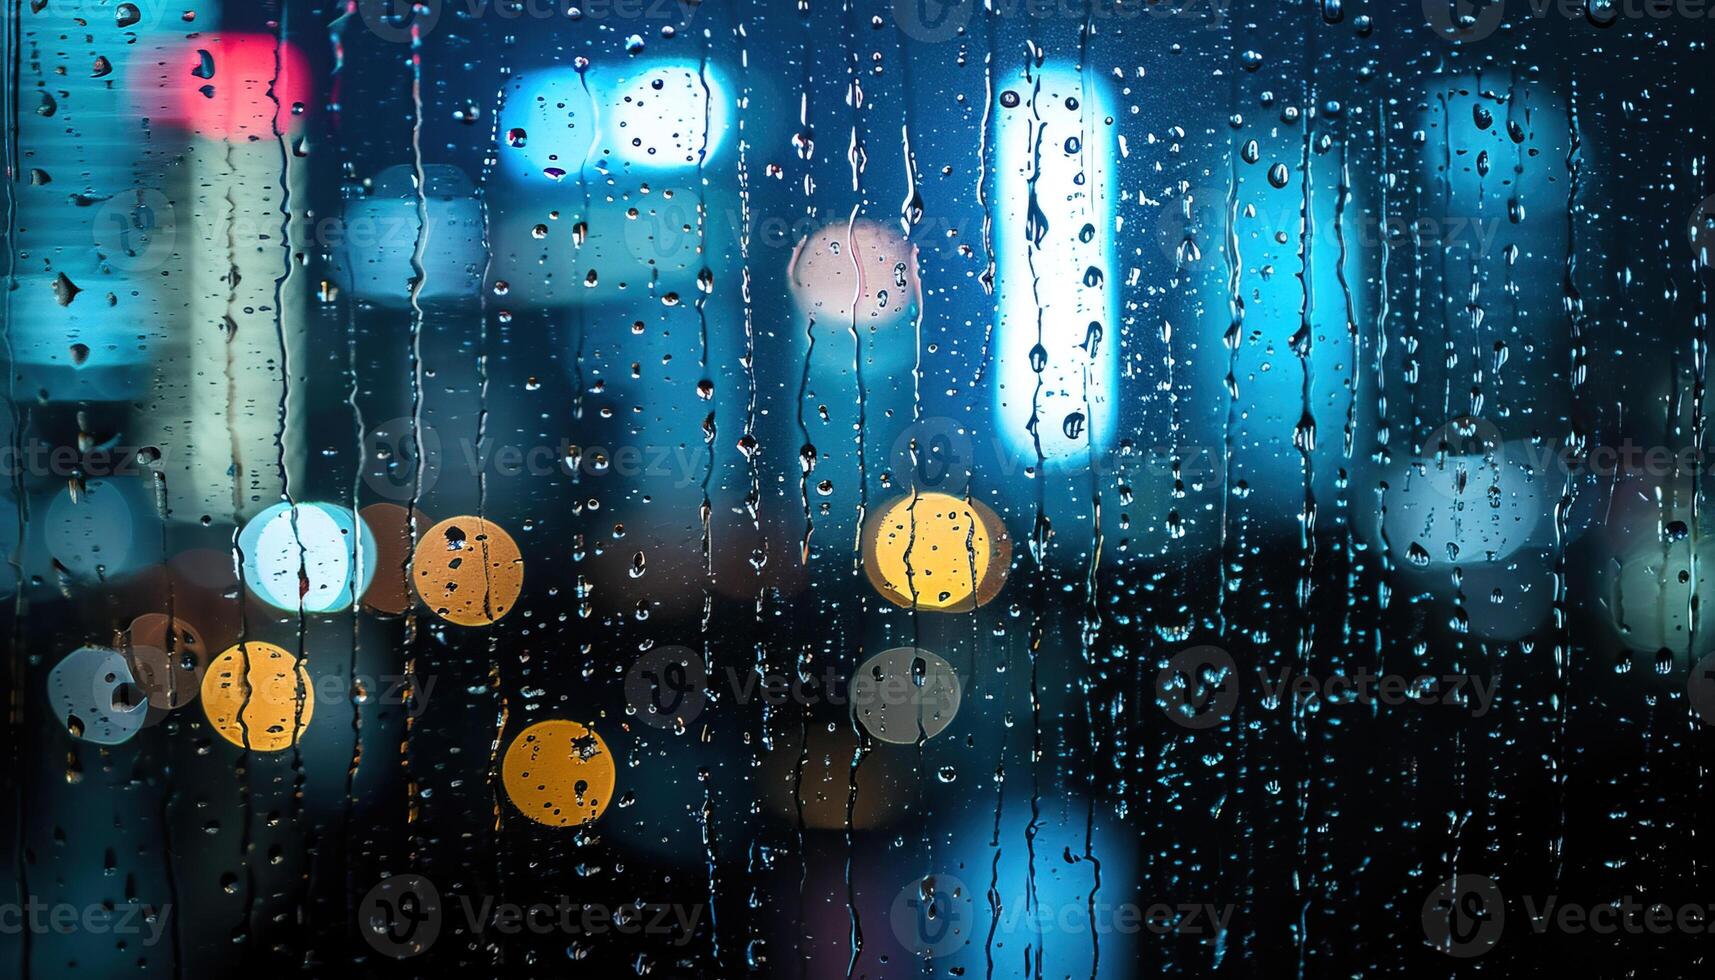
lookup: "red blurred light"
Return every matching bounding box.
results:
[137,35,310,141]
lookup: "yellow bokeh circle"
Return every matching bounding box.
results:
[200,642,314,752]
[861,492,1011,612]
[411,516,524,626]
[501,720,616,828]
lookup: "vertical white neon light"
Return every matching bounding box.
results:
[127,33,311,522]
[992,63,1117,467]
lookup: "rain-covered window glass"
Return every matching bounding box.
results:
[3,0,1714,976]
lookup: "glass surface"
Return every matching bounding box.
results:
[2,0,1713,975]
